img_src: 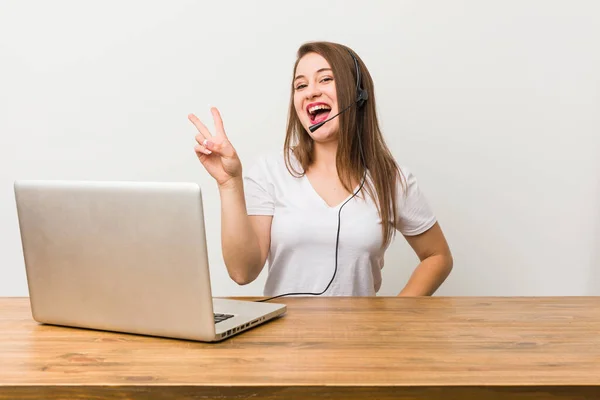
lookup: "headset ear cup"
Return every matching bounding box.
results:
[357,89,368,108]
[348,50,368,109]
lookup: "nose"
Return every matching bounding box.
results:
[305,82,322,100]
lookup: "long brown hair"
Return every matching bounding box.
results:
[284,41,405,248]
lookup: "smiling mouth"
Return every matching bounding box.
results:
[307,104,332,125]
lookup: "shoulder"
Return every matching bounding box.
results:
[396,165,418,197]
[394,165,437,235]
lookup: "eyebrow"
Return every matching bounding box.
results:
[294,68,332,81]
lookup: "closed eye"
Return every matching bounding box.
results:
[295,84,307,90]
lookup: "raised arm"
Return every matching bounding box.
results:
[189,108,271,285]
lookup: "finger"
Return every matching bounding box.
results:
[204,138,235,159]
[211,107,228,138]
[194,145,208,163]
[194,143,212,155]
[197,137,218,154]
[195,133,208,146]
[188,113,213,140]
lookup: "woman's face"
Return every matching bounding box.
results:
[293,52,339,143]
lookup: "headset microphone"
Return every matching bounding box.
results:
[309,103,353,133]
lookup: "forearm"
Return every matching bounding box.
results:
[398,254,453,296]
[218,178,262,285]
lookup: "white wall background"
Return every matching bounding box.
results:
[1,0,599,297]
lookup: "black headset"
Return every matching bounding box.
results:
[257,50,369,302]
[350,50,369,109]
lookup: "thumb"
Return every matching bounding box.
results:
[204,138,236,158]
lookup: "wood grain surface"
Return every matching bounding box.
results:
[1,296,600,399]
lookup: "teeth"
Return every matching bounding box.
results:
[308,104,331,114]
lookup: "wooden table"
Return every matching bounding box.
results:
[1,296,600,399]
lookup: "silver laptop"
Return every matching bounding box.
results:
[13,180,286,342]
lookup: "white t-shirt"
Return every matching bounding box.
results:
[243,151,437,297]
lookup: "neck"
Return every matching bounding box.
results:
[311,140,338,173]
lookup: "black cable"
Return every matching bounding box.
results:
[257,122,367,303]
[257,50,367,302]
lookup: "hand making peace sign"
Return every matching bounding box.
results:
[188,107,243,187]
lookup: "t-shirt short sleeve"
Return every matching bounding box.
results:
[395,166,437,236]
[243,156,275,216]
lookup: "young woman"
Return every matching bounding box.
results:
[189,41,452,298]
